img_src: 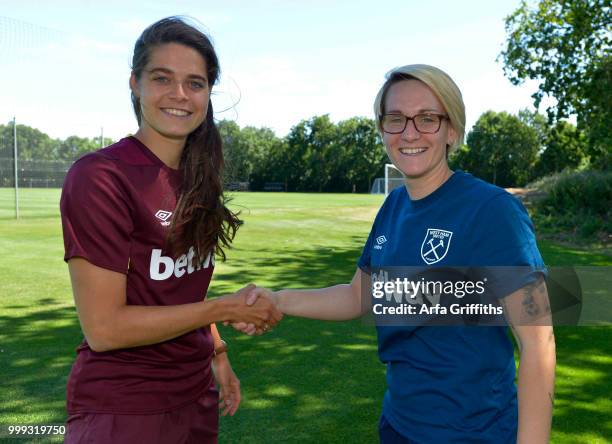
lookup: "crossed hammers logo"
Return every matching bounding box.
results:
[421,229,453,265]
[423,238,445,261]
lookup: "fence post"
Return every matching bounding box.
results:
[13,116,19,219]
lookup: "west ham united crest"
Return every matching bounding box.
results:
[420,228,453,265]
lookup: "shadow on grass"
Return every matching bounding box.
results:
[0,303,80,424]
[219,317,385,443]
[551,327,612,442]
[215,240,386,442]
[211,235,368,294]
[1,241,610,443]
[216,241,612,443]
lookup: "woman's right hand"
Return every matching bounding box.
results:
[218,284,283,331]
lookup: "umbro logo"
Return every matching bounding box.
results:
[374,235,387,250]
[155,210,172,226]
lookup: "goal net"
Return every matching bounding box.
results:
[371,164,404,196]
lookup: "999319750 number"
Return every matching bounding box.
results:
[4,424,66,437]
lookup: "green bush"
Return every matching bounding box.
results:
[530,170,612,239]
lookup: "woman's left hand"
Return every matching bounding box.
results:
[212,354,241,416]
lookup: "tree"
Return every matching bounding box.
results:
[447,143,470,172]
[0,123,56,161]
[0,123,109,162]
[56,135,100,161]
[241,126,283,190]
[500,0,611,168]
[256,137,291,190]
[218,120,248,183]
[218,120,288,189]
[285,115,338,192]
[336,117,386,192]
[458,111,539,187]
[515,110,587,177]
[535,120,587,176]
[518,109,549,152]
[579,54,611,169]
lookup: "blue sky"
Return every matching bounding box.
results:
[1,0,550,140]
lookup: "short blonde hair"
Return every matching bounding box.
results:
[373,64,466,153]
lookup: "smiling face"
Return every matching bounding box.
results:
[382,79,456,180]
[130,42,210,146]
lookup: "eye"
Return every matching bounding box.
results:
[189,81,206,90]
[152,76,169,84]
[419,115,437,123]
[386,115,404,124]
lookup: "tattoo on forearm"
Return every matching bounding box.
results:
[523,292,540,316]
[522,277,548,317]
[538,278,552,314]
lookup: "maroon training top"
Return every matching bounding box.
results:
[60,136,215,414]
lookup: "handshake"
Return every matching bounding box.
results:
[220,284,282,335]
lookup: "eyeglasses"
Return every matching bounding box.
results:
[381,113,448,134]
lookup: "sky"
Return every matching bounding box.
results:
[0,0,551,141]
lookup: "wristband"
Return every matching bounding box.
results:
[213,339,227,357]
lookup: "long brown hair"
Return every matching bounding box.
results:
[131,16,241,262]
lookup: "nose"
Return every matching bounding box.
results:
[401,118,420,141]
[170,81,188,100]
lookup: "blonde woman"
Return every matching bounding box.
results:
[244,65,555,443]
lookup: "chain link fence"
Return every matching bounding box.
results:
[0,126,73,219]
[0,127,73,187]
[0,157,72,188]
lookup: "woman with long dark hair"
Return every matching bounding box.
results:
[60,17,281,443]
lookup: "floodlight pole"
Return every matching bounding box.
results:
[13,116,19,219]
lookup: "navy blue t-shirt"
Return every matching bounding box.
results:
[358,171,545,443]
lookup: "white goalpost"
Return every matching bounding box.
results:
[13,116,19,219]
[371,164,404,196]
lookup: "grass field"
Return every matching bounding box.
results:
[0,188,611,443]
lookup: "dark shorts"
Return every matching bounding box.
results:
[64,387,219,444]
[379,414,414,444]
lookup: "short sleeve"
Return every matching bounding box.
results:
[470,193,546,298]
[358,203,387,273]
[357,227,375,273]
[358,190,400,273]
[60,155,133,274]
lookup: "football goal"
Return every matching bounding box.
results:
[371,164,404,196]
